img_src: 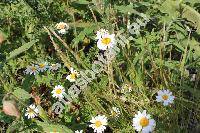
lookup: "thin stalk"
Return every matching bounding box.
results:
[44,27,72,69]
[48,28,88,69]
[180,29,191,83]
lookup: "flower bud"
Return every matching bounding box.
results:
[3,100,20,119]
[0,33,5,44]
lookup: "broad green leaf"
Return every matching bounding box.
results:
[180,84,200,98]
[7,39,38,60]
[182,4,200,34]
[135,70,143,88]
[159,0,180,22]
[13,88,31,101]
[99,75,109,88]
[183,0,200,6]
[72,31,85,46]
[37,105,49,121]
[36,121,73,133]
[0,53,6,63]
[22,75,35,92]
[6,121,23,133]
[114,3,137,14]
[0,112,13,124]
[73,0,91,4]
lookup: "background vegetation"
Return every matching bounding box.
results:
[0,0,200,132]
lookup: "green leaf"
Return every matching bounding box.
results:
[73,31,85,45]
[13,88,31,101]
[114,4,137,14]
[0,112,13,124]
[22,75,35,92]
[73,0,91,4]
[36,121,73,133]
[83,26,95,35]
[180,84,200,98]
[6,121,23,133]
[182,4,200,34]
[37,105,49,121]
[159,0,180,22]
[99,75,109,88]
[183,0,200,6]
[135,70,143,88]
[6,39,38,60]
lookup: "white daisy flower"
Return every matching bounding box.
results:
[75,130,83,133]
[97,32,115,50]
[51,85,65,99]
[49,63,61,71]
[25,104,39,119]
[110,107,120,118]
[156,89,175,106]
[66,68,79,82]
[96,29,109,39]
[55,22,69,34]
[36,62,49,72]
[89,115,108,133]
[133,110,156,133]
[25,64,38,75]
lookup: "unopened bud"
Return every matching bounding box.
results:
[3,100,20,119]
[0,33,5,44]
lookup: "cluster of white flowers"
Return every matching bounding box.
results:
[51,68,79,100]
[25,62,61,75]
[87,110,154,133]
[83,89,174,133]
[47,25,176,133]
[50,67,80,102]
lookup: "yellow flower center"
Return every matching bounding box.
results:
[101,38,111,45]
[70,73,76,80]
[111,111,117,116]
[57,23,66,29]
[28,109,34,115]
[162,94,169,100]
[140,117,149,127]
[31,67,36,71]
[55,89,62,94]
[39,64,45,68]
[95,120,102,128]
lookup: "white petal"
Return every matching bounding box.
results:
[97,41,107,50]
[163,101,169,106]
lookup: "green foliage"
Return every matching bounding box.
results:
[182,4,200,33]
[13,87,31,101]
[36,121,73,133]
[6,39,38,60]
[0,0,200,132]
